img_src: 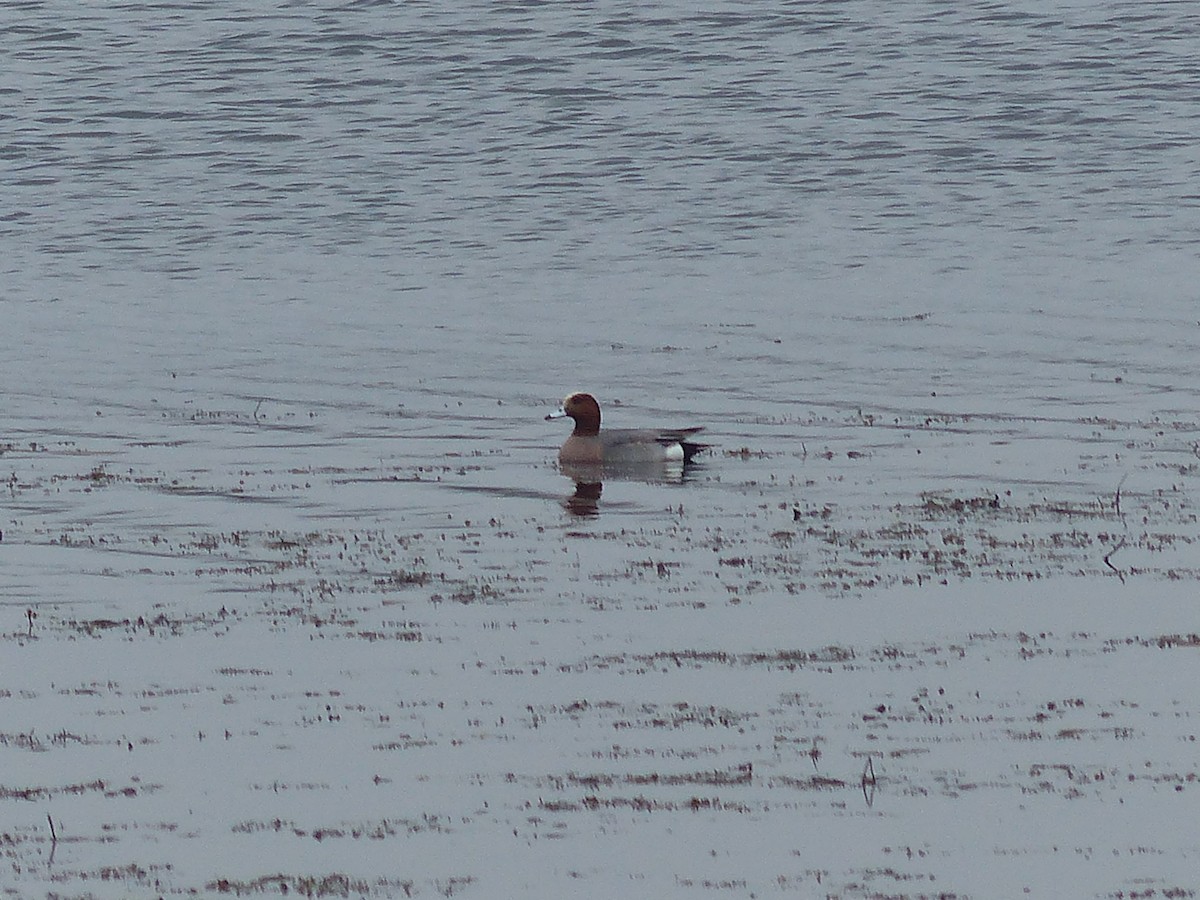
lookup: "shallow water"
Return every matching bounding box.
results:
[4,2,1200,898]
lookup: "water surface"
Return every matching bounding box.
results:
[4,2,1200,897]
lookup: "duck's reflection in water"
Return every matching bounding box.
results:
[559,461,691,517]
[566,479,604,517]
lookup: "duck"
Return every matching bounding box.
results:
[546,392,710,466]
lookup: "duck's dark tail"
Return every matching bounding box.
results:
[681,440,711,463]
[662,427,710,464]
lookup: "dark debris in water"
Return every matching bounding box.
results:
[6,404,1200,899]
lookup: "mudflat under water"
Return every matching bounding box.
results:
[4,2,1200,898]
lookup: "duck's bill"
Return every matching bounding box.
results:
[545,407,567,420]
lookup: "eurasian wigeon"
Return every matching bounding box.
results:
[546,392,710,466]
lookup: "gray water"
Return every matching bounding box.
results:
[5,3,1200,898]
[7,0,1200,475]
[8,1,1200,289]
